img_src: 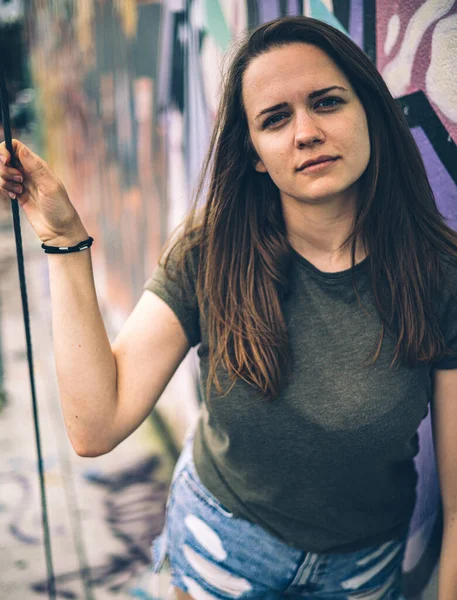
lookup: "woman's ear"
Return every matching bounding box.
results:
[254,159,268,173]
[245,135,267,173]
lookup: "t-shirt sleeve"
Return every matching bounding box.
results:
[143,244,201,348]
[432,260,457,370]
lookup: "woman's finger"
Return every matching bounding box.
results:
[0,175,23,194]
[0,148,11,167]
[1,139,28,170]
[0,163,24,183]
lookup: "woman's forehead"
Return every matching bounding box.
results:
[242,45,349,115]
[244,43,340,82]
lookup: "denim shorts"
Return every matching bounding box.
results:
[151,436,408,599]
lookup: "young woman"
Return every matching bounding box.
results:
[1,15,457,600]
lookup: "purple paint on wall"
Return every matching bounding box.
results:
[288,0,301,16]
[411,127,457,231]
[404,409,440,571]
[258,0,280,24]
[349,0,364,49]
[402,126,457,574]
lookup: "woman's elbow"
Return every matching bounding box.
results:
[71,438,115,457]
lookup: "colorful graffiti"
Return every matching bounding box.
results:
[18,0,457,597]
[0,454,169,599]
[31,457,169,598]
[26,0,166,318]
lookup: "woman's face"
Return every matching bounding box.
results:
[242,43,371,209]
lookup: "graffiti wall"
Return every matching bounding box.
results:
[23,0,202,448]
[26,0,165,319]
[20,1,457,596]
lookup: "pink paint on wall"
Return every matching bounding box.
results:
[376,0,457,143]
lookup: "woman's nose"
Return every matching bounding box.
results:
[294,113,324,147]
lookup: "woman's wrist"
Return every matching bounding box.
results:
[42,227,90,249]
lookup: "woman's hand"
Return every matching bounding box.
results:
[0,139,88,246]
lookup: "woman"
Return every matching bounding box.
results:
[1,15,457,600]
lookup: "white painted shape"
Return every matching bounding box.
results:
[384,14,400,57]
[167,0,186,11]
[183,545,252,596]
[185,514,228,561]
[200,34,224,115]
[382,0,454,96]
[425,15,457,123]
[177,22,190,44]
[0,0,23,21]
[190,0,205,29]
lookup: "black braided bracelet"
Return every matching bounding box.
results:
[41,236,94,254]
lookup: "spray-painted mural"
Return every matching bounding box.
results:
[26,0,166,324]
[157,1,457,598]
[15,0,456,597]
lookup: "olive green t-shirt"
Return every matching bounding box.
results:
[143,245,457,554]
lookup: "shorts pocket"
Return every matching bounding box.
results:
[182,465,235,519]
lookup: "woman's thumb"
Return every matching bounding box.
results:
[18,144,47,178]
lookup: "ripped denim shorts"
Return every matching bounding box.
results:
[151,435,408,599]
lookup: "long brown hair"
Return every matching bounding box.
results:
[159,16,457,402]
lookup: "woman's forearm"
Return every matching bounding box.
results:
[47,241,118,456]
[437,514,457,600]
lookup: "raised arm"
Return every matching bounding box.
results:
[0,140,190,456]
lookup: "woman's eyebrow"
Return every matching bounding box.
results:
[254,85,349,121]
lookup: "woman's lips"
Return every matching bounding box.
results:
[300,157,339,173]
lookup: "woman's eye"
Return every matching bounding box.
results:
[263,97,343,129]
[315,96,343,109]
[263,113,288,128]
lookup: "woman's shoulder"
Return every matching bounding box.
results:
[161,226,203,274]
